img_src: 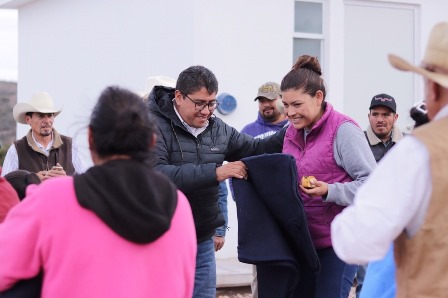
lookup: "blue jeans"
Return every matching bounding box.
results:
[215,181,228,237]
[193,238,216,298]
[297,247,358,298]
[356,264,367,298]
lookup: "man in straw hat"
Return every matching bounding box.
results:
[142,76,176,103]
[1,92,86,181]
[331,22,448,297]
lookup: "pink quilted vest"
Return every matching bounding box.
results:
[283,103,357,249]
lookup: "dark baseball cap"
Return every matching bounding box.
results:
[369,93,396,113]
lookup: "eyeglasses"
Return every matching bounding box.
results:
[183,94,219,111]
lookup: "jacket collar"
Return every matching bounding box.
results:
[25,128,64,154]
[365,124,404,145]
[173,103,208,137]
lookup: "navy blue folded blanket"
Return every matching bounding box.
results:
[233,153,320,273]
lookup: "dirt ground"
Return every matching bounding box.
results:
[216,286,356,298]
[216,286,251,298]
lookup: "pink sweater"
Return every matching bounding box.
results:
[0,177,20,223]
[0,177,197,297]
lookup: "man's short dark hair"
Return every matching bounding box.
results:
[176,65,218,96]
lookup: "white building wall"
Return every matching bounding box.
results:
[192,0,293,130]
[3,0,448,259]
[192,0,294,259]
[16,0,198,154]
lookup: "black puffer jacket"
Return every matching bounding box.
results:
[148,86,286,242]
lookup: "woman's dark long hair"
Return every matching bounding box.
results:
[89,86,156,163]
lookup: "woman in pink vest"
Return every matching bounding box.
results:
[0,86,197,298]
[281,55,376,297]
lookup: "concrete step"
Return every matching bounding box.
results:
[216,257,252,288]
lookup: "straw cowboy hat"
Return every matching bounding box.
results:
[144,76,176,95]
[13,92,62,124]
[141,76,176,103]
[388,22,448,88]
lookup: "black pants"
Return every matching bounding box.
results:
[257,262,300,298]
[0,272,42,298]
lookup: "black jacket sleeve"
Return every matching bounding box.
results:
[225,125,286,162]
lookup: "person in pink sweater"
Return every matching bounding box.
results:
[0,177,20,223]
[0,86,197,298]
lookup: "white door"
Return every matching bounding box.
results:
[344,1,419,132]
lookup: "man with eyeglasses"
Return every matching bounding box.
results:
[1,92,86,180]
[148,65,285,298]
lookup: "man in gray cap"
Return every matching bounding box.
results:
[1,92,86,180]
[241,82,288,139]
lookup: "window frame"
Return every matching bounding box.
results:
[293,0,328,70]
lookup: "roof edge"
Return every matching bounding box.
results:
[0,0,35,8]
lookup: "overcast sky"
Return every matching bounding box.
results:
[0,9,18,82]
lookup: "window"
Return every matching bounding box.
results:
[293,1,325,64]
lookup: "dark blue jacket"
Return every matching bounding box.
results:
[233,153,320,273]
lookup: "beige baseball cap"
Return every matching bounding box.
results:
[254,82,281,101]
